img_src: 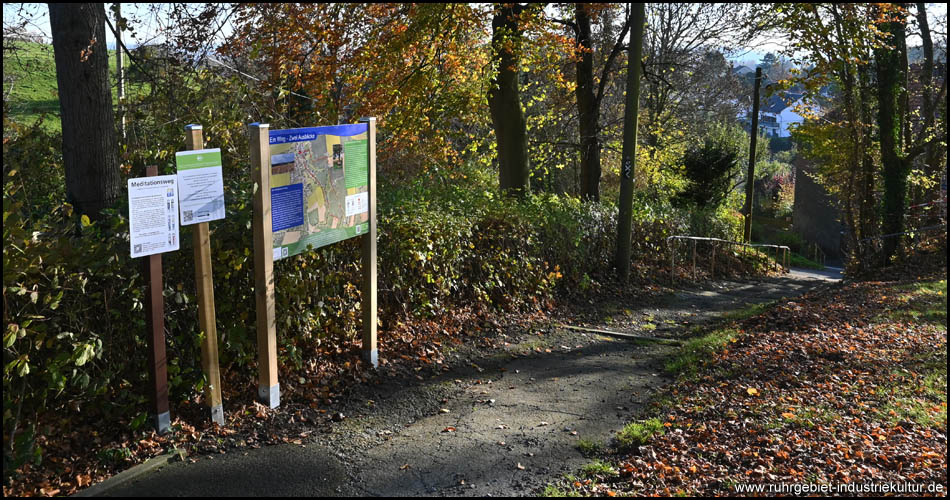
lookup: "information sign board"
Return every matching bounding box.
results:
[268,124,370,259]
[128,175,180,258]
[175,148,225,225]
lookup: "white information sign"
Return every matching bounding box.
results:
[344,192,369,217]
[175,148,226,225]
[128,175,180,258]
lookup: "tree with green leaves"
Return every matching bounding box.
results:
[674,125,742,210]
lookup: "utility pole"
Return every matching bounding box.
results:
[115,3,126,140]
[615,3,644,280]
[743,67,762,243]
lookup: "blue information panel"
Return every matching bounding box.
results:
[271,183,304,232]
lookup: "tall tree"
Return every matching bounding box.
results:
[489,3,531,196]
[774,4,881,264]
[574,4,599,201]
[874,6,909,263]
[873,4,945,263]
[49,3,120,217]
[911,3,947,223]
[641,4,748,155]
[559,4,630,201]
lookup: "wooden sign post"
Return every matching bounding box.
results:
[248,119,378,406]
[184,124,225,425]
[143,165,171,434]
[360,117,378,367]
[249,123,280,408]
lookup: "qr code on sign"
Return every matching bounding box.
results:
[183,210,194,223]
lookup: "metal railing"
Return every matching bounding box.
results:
[666,235,791,285]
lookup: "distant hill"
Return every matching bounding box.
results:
[3,40,143,132]
[3,40,61,130]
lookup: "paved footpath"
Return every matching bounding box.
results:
[96,268,840,497]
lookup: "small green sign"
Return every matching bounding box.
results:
[176,149,222,170]
[344,139,368,189]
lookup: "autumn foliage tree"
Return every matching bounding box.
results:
[777,3,947,269]
[222,3,489,176]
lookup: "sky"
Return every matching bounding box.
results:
[4,2,947,60]
[3,3,236,50]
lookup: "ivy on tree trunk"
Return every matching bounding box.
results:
[488,3,530,197]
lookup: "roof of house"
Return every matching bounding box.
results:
[732,65,755,75]
[762,90,804,114]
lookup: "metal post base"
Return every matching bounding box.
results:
[153,411,171,434]
[362,348,379,368]
[258,384,280,409]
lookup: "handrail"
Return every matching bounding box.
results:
[857,223,947,243]
[665,235,791,284]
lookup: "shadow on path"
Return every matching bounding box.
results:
[102,271,840,497]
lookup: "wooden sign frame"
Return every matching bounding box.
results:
[248,118,378,409]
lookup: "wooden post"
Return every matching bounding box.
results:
[710,242,716,278]
[143,165,170,434]
[670,239,676,285]
[249,123,279,408]
[614,3,645,281]
[744,67,762,243]
[360,117,378,368]
[691,239,697,280]
[185,125,224,425]
[115,3,126,140]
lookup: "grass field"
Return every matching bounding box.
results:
[3,40,149,132]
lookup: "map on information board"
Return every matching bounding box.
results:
[269,124,369,260]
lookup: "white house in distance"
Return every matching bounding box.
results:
[757,89,811,138]
[734,85,823,138]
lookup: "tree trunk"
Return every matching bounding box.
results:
[615,4,645,280]
[915,3,945,224]
[488,4,530,196]
[575,4,600,201]
[875,9,909,264]
[49,3,120,218]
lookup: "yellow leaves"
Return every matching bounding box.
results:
[747,387,760,396]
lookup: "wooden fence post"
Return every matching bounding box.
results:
[670,239,676,285]
[360,117,378,368]
[143,165,170,434]
[249,123,279,408]
[691,239,697,280]
[185,124,224,425]
[710,242,716,278]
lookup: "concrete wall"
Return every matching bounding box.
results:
[792,157,845,261]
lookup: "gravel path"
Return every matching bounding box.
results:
[104,268,839,497]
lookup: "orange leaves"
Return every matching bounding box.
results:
[594,279,948,496]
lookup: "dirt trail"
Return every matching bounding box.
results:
[105,269,839,497]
